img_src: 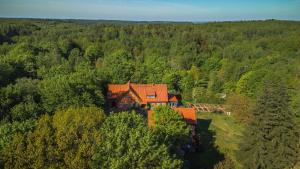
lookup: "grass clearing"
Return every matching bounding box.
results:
[186,112,245,169]
[200,113,244,158]
[187,112,300,169]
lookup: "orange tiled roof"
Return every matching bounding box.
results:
[107,81,168,104]
[168,94,178,102]
[107,82,130,99]
[173,108,197,125]
[147,107,197,126]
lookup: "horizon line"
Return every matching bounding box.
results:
[1,17,300,23]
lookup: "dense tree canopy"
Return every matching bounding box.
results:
[93,112,183,169]
[39,63,104,113]
[0,19,300,169]
[151,106,190,150]
[0,19,299,106]
[2,107,106,169]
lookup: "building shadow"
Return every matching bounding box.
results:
[185,119,224,169]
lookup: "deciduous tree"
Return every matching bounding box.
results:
[151,106,190,151]
[2,107,106,169]
[225,93,254,123]
[93,111,183,169]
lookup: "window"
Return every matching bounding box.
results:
[147,95,156,98]
[169,102,177,107]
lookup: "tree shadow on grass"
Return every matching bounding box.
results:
[185,119,224,169]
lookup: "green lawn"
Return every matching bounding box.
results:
[186,112,245,169]
[186,112,300,169]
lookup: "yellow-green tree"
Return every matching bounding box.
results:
[225,93,254,123]
[2,107,105,169]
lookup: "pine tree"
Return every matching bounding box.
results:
[237,77,299,169]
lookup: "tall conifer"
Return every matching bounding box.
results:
[237,76,299,169]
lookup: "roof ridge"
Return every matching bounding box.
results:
[128,85,143,102]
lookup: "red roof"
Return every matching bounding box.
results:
[168,94,178,102]
[107,82,130,99]
[107,81,168,104]
[173,108,197,125]
[146,88,156,96]
[148,107,197,126]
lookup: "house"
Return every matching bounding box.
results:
[107,81,178,111]
[107,81,199,149]
[107,81,197,125]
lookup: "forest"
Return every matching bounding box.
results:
[0,19,299,169]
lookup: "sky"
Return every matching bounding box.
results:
[0,0,300,21]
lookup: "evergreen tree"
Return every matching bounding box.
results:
[237,76,299,169]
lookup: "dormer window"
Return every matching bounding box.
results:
[147,95,156,98]
[146,88,156,99]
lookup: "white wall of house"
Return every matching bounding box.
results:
[168,102,178,107]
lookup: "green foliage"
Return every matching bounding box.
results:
[213,157,235,169]
[93,111,183,169]
[152,106,190,150]
[52,107,106,169]
[0,61,14,87]
[84,44,103,64]
[3,42,37,77]
[2,107,106,169]
[236,70,266,98]
[1,19,299,104]
[237,76,299,169]
[225,93,254,123]
[206,71,224,103]
[0,78,41,121]
[0,119,36,168]
[39,64,104,113]
[162,70,181,92]
[192,87,207,103]
[36,61,72,79]
[68,48,84,67]
[144,56,170,83]
[202,54,222,73]
[0,19,300,169]
[99,50,135,83]
[0,119,36,152]
[189,113,245,169]
[179,71,195,102]
[58,38,74,57]
[188,65,201,81]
